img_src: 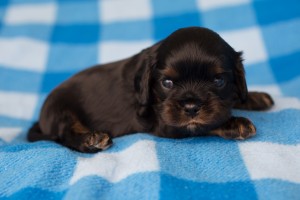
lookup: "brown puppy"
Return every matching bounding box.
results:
[28,27,274,153]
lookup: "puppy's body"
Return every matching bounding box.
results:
[40,59,141,137]
[28,27,274,152]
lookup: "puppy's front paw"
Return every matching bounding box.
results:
[81,132,113,153]
[226,117,256,140]
[234,92,274,111]
[211,117,256,140]
[251,92,274,110]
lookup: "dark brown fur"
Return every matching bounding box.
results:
[27,27,274,153]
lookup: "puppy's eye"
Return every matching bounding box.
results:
[162,79,173,89]
[213,76,225,87]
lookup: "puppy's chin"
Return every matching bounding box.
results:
[185,121,201,132]
[160,99,231,134]
[178,120,210,133]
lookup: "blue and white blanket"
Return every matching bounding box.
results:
[0,0,300,199]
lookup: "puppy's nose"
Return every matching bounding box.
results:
[184,103,200,117]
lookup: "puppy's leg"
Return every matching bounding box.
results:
[55,113,113,153]
[64,121,112,153]
[234,92,274,111]
[210,117,256,140]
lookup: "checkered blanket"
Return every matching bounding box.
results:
[0,0,300,199]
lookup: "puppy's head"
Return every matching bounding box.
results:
[136,27,247,134]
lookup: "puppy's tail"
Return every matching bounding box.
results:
[27,122,54,142]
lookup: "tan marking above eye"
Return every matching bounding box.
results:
[213,66,227,74]
[161,67,179,79]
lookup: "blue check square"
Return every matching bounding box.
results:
[46,43,98,72]
[202,4,256,32]
[152,0,197,16]
[160,175,257,200]
[51,24,100,44]
[101,20,152,41]
[156,138,251,182]
[0,25,52,41]
[254,0,300,25]
[0,67,42,93]
[56,1,99,24]
[153,12,201,40]
[41,71,75,93]
[0,0,9,7]
[270,51,300,83]
[261,19,300,58]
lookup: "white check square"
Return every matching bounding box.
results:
[5,3,57,24]
[0,91,38,120]
[239,142,300,183]
[0,38,49,72]
[98,40,153,63]
[248,85,282,96]
[0,128,22,142]
[220,27,267,65]
[70,140,159,184]
[197,0,250,11]
[100,0,152,23]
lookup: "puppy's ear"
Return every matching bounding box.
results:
[234,52,248,103]
[134,43,160,116]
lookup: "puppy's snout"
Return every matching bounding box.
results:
[183,103,200,117]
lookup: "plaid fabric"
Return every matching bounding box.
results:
[1,0,300,199]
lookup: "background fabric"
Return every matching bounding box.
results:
[0,0,300,199]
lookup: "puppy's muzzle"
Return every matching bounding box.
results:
[179,100,202,117]
[184,103,200,117]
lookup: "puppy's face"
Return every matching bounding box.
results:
[150,27,247,134]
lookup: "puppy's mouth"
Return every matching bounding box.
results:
[186,122,199,132]
[161,99,230,132]
[182,119,205,132]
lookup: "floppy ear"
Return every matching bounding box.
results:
[134,43,160,116]
[234,52,248,103]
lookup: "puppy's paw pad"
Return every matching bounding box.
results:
[218,117,256,140]
[235,118,256,140]
[83,132,113,152]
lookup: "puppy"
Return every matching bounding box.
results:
[28,27,274,153]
